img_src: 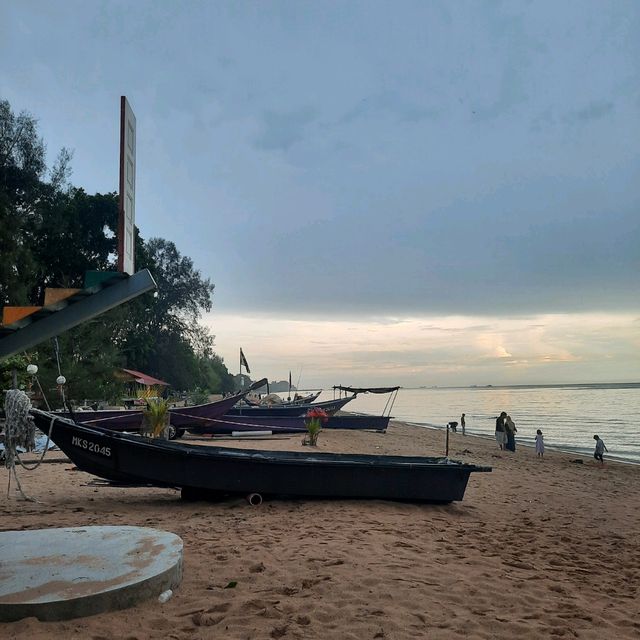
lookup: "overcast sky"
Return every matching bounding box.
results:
[2,1,639,386]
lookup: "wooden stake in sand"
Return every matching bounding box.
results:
[445,423,450,457]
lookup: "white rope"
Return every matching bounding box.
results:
[3,390,54,501]
[3,390,35,470]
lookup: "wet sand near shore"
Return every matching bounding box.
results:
[2,422,639,639]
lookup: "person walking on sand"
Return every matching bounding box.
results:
[505,415,517,452]
[593,435,608,465]
[495,412,507,450]
[461,413,466,436]
[535,429,544,458]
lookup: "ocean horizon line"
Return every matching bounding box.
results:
[409,382,640,391]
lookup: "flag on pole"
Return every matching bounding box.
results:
[240,348,250,374]
[289,371,292,388]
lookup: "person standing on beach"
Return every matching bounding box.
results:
[505,415,517,452]
[495,412,507,450]
[461,413,466,436]
[593,435,608,464]
[535,429,544,458]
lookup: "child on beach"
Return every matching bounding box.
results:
[593,435,608,464]
[535,429,544,457]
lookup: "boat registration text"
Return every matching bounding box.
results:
[71,436,112,457]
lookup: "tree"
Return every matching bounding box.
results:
[140,237,214,337]
[0,100,46,304]
[30,188,117,300]
[0,353,30,391]
[119,237,217,389]
[34,326,125,408]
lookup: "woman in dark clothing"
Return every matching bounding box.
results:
[505,415,517,452]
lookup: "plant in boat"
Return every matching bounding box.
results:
[142,397,170,438]
[304,408,328,446]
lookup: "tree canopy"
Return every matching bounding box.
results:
[0,99,235,404]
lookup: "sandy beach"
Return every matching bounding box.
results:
[2,422,639,640]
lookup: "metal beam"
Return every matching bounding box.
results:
[0,269,157,359]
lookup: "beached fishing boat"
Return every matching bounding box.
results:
[243,390,322,407]
[225,394,355,418]
[30,408,491,503]
[58,379,268,436]
[186,412,391,435]
[194,386,400,436]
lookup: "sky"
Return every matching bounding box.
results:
[2,1,639,387]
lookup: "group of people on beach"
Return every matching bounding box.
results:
[492,412,609,464]
[452,412,610,464]
[495,412,518,452]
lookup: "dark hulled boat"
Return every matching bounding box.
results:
[30,409,490,503]
[190,385,401,436]
[186,412,391,435]
[59,379,269,433]
[225,394,355,418]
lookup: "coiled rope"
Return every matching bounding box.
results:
[3,389,55,501]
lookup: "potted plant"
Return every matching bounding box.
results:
[142,397,170,439]
[303,408,328,446]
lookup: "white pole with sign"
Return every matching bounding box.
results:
[118,96,136,275]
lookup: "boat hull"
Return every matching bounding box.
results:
[31,410,490,503]
[59,391,257,432]
[187,413,391,435]
[60,393,355,432]
[226,395,355,418]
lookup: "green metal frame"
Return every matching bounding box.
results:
[0,270,157,360]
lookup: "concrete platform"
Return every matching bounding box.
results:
[0,525,183,622]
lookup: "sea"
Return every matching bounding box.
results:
[301,383,640,464]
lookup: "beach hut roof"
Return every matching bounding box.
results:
[120,368,170,387]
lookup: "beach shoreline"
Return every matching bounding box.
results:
[401,420,640,466]
[2,420,639,639]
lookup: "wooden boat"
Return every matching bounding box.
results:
[243,390,322,407]
[187,412,391,435]
[59,379,268,435]
[333,385,400,416]
[225,395,355,418]
[290,390,322,404]
[191,386,400,436]
[30,409,491,503]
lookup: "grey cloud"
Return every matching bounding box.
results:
[530,109,556,132]
[337,93,440,126]
[5,0,638,324]
[253,107,317,151]
[399,106,441,123]
[566,101,615,123]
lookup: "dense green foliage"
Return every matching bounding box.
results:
[0,99,234,404]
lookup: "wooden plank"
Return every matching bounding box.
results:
[2,307,42,326]
[0,269,156,358]
[44,288,81,307]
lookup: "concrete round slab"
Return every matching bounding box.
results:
[0,525,183,622]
